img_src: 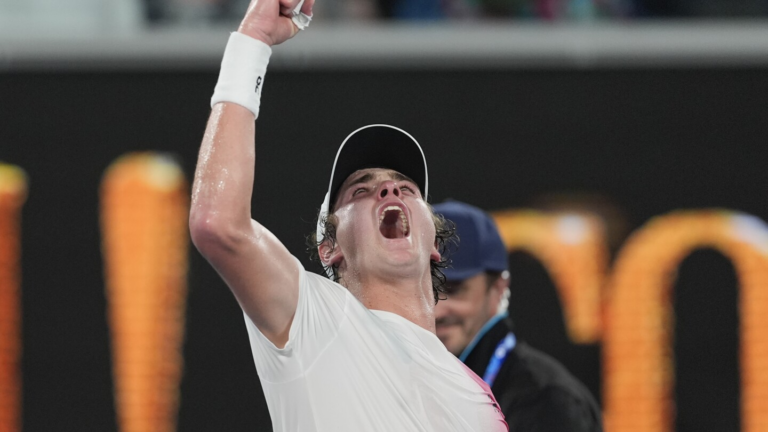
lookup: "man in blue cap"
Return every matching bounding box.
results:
[433,200,603,432]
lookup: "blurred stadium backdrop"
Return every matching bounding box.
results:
[1,18,768,432]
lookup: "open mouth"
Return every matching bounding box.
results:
[379,205,409,239]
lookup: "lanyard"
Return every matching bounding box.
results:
[482,332,516,388]
[459,312,508,362]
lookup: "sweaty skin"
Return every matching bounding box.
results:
[321,168,441,333]
[189,0,441,347]
[189,0,311,349]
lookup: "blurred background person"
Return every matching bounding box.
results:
[376,0,633,20]
[434,200,603,432]
[132,0,768,24]
[141,0,378,23]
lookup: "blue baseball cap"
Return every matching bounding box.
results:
[433,200,508,282]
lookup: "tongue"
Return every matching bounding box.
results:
[380,210,405,239]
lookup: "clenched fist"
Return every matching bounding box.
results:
[238,0,314,46]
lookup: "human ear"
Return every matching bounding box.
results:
[430,241,441,262]
[319,240,344,267]
[488,274,510,313]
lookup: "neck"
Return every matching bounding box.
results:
[343,271,436,333]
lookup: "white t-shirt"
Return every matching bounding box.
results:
[244,258,508,431]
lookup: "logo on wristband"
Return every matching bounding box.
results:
[255,76,262,95]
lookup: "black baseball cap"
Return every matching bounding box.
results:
[315,124,429,272]
[433,200,508,281]
[325,124,428,210]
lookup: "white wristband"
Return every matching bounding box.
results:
[210,32,272,118]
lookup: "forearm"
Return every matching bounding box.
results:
[188,0,312,347]
[190,102,257,245]
[191,2,294,241]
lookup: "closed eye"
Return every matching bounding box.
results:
[352,187,367,196]
[399,185,416,194]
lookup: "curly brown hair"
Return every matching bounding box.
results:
[307,205,457,304]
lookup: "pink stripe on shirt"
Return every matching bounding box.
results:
[457,359,509,431]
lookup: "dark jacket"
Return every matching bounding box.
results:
[462,316,603,432]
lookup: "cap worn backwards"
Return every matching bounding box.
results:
[433,200,508,282]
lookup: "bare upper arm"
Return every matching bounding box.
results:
[190,103,300,348]
[191,216,299,348]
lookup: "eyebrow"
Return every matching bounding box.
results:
[391,171,416,185]
[345,170,416,188]
[344,172,375,189]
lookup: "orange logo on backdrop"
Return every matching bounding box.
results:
[0,163,26,432]
[1,157,766,432]
[0,156,190,432]
[492,209,768,432]
[100,153,189,432]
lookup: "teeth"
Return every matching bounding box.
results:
[380,205,409,234]
[379,206,403,223]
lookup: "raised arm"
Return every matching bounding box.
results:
[189,0,313,348]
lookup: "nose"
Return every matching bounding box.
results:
[378,181,401,200]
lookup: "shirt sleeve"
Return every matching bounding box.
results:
[243,256,350,383]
